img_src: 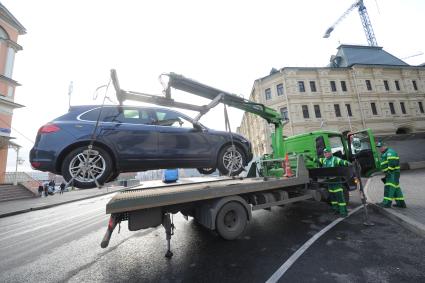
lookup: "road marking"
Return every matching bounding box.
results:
[266,205,363,283]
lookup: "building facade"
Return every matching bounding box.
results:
[0,3,26,182]
[238,45,425,157]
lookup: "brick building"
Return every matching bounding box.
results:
[0,3,25,182]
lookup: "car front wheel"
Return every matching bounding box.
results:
[217,145,245,176]
[61,146,113,189]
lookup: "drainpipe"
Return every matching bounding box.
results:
[351,68,367,128]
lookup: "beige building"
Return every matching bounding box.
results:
[0,3,26,182]
[238,45,425,157]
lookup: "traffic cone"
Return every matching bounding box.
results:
[284,153,294,178]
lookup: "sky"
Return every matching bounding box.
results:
[3,0,425,172]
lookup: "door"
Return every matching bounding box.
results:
[348,129,380,176]
[153,109,211,168]
[98,106,158,171]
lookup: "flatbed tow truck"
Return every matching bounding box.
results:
[100,70,374,258]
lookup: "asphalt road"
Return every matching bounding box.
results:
[1,190,424,282]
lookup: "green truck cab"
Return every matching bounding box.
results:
[282,128,380,177]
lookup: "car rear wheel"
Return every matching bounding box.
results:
[217,145,245,176]
[197,168,216,175]
[61,146,113,189]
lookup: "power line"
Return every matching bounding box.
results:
[0,116,35,144]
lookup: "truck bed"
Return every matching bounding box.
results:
[106,157,309,214]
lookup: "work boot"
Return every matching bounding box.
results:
[393,203,407,208]
[376,202,391,208]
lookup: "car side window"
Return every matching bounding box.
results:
[154,110,194,129]
[80,107,121,122]
[120,108,154,125]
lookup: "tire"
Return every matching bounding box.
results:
[197,168,216,175]
[215,201,247,240]
[217,145,246,176]
[106,171,120,183]
[61,146,113,189]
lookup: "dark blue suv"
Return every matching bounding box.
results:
[30,105,253,188]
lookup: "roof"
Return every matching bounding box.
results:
[330,44,408,67]
[0,2,26,34]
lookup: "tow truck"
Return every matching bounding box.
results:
[100,70,380,258]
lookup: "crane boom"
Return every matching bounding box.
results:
[165,73,283,126]
[323,0,378,47]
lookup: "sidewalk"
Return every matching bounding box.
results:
[0,176,224,218]
[0,185,126,218]
[365,168,425,237]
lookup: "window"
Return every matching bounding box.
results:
[389,102,396,114]
[265,88,271,100]
[334,104,341,117]
[155,110,194,128]
[341,81,347,92]
[314,105,321,118]
[0,26,8,39]
[276,84,284,96]
[329,136,345,156]
[309,81,317,92]
[345,104,352,117]
[298,81,305,92]
[384,80,390,91]
[79,107,153,124]
[280,107,289,120]
[395,80,400,91]
[419,102,424,114]
[330,81,337,92]
[4,47,15,78]
[400,102,406,114]
[302,105,309,118]
[366,80,372,91]
[413,80,418,91]
[371,103,378,115]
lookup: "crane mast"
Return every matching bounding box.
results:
[323,0,378,47]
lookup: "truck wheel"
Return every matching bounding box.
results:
[197,168,216,175]
[217,145,245,176]
[216,201,247,240]
[61,146,112,189]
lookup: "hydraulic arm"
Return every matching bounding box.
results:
[164,73,285,159]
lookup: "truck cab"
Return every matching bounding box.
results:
[282,129,380,177]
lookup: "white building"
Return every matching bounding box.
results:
[238,45,425,157]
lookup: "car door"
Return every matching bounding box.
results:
[153,109,211,167]
[348,129,380,176]
[98,106,158,171]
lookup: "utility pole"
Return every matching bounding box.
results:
[68,81,73,109]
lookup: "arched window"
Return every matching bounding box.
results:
[0,26,9,39]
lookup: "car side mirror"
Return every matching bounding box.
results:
[193,123,205,132]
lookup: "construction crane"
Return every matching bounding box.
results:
[323,0,378,46]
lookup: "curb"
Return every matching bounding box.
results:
[0,186,129,219]
[364,176,425,238]
[369,204,425,238]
